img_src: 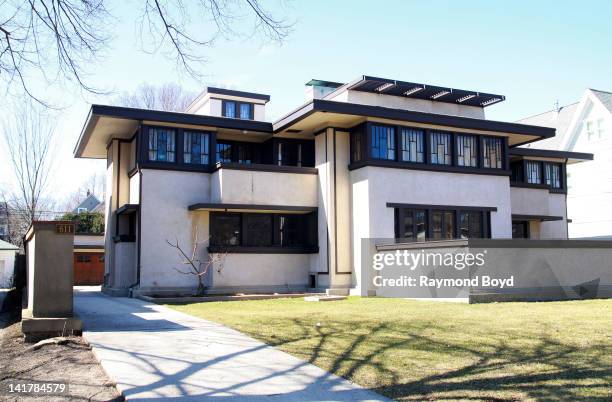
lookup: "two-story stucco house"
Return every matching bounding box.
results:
[73,76,591,296]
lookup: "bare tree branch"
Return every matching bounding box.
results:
[117,82,196,112]
[0,0,294,104]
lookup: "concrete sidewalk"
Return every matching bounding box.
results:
[74,288,389,401]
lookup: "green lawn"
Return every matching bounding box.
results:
[169,298,612,401]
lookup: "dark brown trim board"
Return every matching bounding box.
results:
[511,214,564,222]
[188,203,317,213]
[387,203,497,212]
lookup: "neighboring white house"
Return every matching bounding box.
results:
[73,76,591,297]
[518,89,612,239]
[0,239,18,288]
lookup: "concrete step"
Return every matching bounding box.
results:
[326,288,350,296]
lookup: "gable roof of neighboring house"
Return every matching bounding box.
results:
[0,239,18,250]
[518,88,612,151]
[591,89,612,113]
[74,194,101,213]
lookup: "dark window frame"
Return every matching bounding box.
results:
[456,134,478,168]
[400,127,425,163]
[222,100,254,120]
[429,131,453,166]
[147,127,177,163]
[394,205,491,241]
[209,211,318,252]
[370,123,397,161]
[350,122,510,176]
[183,130,211,165]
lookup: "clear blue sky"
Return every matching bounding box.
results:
[2,0,611,201]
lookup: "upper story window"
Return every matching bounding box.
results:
[371,125,396,160]
[148,127,176,162]
[597,118,606,139]
[277,141,302,167]
[544,162,562,189]
[400,128,424,163]
[510,160,523,182]
[482,137,503,169]
[429,131,452,165]
[183,131,210,165]
[222,100,254,120]
[456,135,478,167]
[525,161,541,184]
[216,142,232,163]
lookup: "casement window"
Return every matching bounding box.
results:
[279,215,302,246]
[429,131,452,165]
[148,128,176,162]
[216,142,233,163]
[371,125,396,160]
[482,137,503,169]
[456,135,478,167]
[351,128,365,163]
[586,120,595,141]
[210,212,317,250]
[510,161,524,183]
[244,214,273,246]
[395,206,491,241]
[400,128,424,163]
[525,161,542,184]
[597,118,606,139]
[512,221,529,239]
[396,209,427,242]
[459,211,483,239]
[544,162,562,189]
[211,213,242,246]
[222,100,254,120]
[432,210,455,240]
[183,131,210,165]
[277,140,314,167]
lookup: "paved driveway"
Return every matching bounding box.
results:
[74,288,389,401]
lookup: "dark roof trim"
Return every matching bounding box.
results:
[512,214,564,222]
[116,203,140,215]
[273,99,556,139]
[207,87,270,102]
[509,148,593,161]
[387,202,498,212]
[214,162,318,175]
[74,245,104,250]
[90,105,273,133]
[188,203,317,213]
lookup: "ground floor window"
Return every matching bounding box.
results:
[512,221,529,239]
[395,206,491,241]
[210,211,317,251]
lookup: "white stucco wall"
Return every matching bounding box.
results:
[349,166,513,294]
[129,173,140,204]
[138,168,316,293]
[329,90,486,119]
[510,187,551,216]
[211,169,317,206]
[74,235,104,247]
[540,193,568,239]
[210,253,310,290]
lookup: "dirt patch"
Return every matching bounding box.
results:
[0,313,122,401]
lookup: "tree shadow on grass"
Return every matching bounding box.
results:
[264,318,612,401]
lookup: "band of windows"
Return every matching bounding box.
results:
[209,212,318,250]
[511,160,563,189]
[353,123,505,170]
[395,207,491,241]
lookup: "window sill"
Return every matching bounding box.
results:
[207,246,319,254]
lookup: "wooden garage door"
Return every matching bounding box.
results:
[74,252,104,285]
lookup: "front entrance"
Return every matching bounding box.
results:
[74,252,104,285]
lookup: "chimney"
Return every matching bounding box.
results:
[305,79,343,100]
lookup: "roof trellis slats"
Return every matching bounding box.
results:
[346,76,505,107]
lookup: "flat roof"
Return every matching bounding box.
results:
[74,105,273,158]
[509,147,593,162]
[206,87,271,102]
[273,99,555,146]
[325,75,505,107]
